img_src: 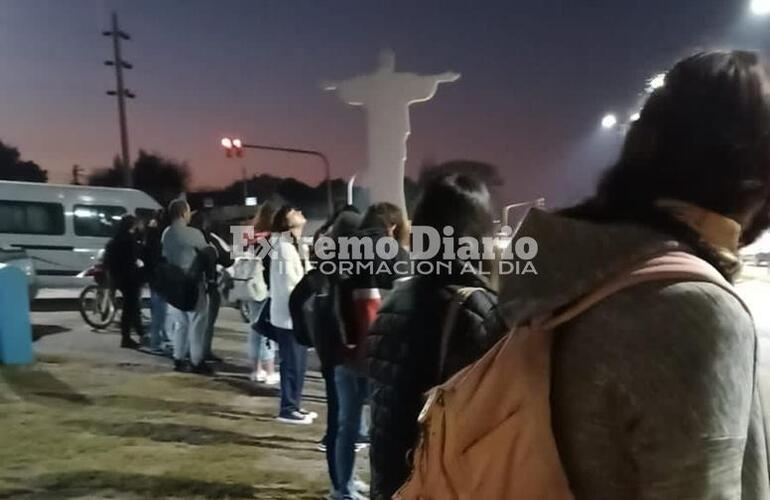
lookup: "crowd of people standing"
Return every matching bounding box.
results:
[101,49,770,500]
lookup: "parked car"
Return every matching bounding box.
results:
[0,247,38,300]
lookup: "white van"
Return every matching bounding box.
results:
[0,181,161,290]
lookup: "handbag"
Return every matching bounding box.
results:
[252,298,279,342]
[152,260,199,312]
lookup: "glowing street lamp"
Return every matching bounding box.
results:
[647,72,666,92]
[630,112,641,122]
[601,113,618,129]
[751,0,770,16]
[220,137,232,149]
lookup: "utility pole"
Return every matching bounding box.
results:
[71,164,83,185]
[103,11,135,188]
[242,165,248,203]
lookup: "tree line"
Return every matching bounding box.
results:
[0,140,503,216]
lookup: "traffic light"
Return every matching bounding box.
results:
[221,137,244,158]
[232,139,244,158]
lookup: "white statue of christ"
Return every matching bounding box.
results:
[324,50,460,212]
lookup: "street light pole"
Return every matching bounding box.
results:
[503,198,546,232]
[347,174,357,206]
[223,140,334,217]
[242,143,333,217]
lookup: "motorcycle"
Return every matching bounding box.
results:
[77,258,118,330]
[77,251,154,331]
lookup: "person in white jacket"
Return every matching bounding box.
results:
[270,205,315,424]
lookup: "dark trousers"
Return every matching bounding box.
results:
[274,326,308,417]
[335,364,369,497]
[204,290,221,357]
[119,282,144,341]
[322,364,340,490]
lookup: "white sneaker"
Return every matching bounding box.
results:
[353,479,370,495]
[299,408,318,420]
[265,372,280,385]
[256,369,267,383]
[276,411,312,425]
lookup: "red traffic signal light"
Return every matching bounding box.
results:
[221,137,243,158]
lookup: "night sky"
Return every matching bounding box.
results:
[1,0,768,207]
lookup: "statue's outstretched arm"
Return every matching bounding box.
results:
[405,72,461,102]
[436,71,461,83]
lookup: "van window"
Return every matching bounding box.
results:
[0,200,65,235]
[73,205,127,238]
[135,208,156,224]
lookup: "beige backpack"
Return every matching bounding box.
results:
[395,251,742,500]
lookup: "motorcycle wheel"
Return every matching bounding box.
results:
[79,284,117,330]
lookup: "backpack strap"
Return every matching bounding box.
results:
[541,251,768,469]
[438,287,486,381]
[541,251,750,331]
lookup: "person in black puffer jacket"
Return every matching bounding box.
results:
[365,169,507,500]
[105,215,145,349]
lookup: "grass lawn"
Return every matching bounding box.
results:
[0,320,342,499]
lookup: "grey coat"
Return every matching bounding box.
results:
[499,210,770,500]
[161,220,210,273]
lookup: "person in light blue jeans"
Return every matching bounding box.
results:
[335,364,369,500]
[148,288,168,352]
[247,299,277,383]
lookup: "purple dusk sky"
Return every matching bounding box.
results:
[1,0,766,206]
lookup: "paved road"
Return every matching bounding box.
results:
[30,306,248,370]
[31,278,770,368]
[29,298,323,374]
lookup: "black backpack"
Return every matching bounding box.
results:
[152,260,200,311]
[289,269,346,368]
[151,247,217,312]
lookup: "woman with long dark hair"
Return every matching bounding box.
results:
[366,170,503,499]
[497,51,770,498]
[246,203,278,384]
[270,205,315,424]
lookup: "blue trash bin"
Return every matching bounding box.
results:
[0,264,34,365]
